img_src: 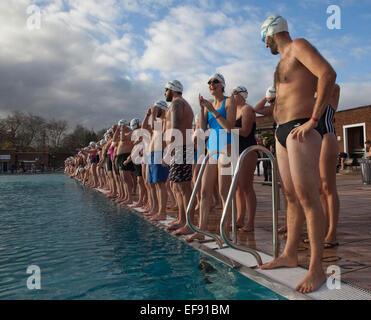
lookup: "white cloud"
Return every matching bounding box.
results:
[338,82,371,109]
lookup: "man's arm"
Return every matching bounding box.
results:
[293,38,337,121]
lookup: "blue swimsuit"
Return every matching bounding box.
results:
[207,98,232,160]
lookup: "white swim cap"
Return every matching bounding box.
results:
[118,119,127,126]
[209,73,225,87]
[261,14,288,43]
[83,147,89,151]
[265,86,276,99]
[78,151,82,155]
[89,141,96,147]
[233,86,248,100]
[130,118,140,130]
[100,139,105,145]
[154,100,168,110]
[165,80,183,93]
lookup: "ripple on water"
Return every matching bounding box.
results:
[0,175,285,300]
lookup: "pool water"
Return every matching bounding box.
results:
[0,174,285,300]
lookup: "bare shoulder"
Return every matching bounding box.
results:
[226,95,236,108]
[243,104,255,118]
[170,99,185,110]
[292,38,318,55]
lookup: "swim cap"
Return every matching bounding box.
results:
[118,119,127,126]
[154,100,168,110]
[265,86,276,99]
[209,73,225,87]
[233,86,248,100]
[261,14,288,43]
[165,80,183,93]
[78,151,82,155]
[130,118,140,130]
[89,141,96,147]
[100,139,105,145]
[83,147,89,151]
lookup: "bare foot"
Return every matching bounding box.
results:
[150,214,167,221]
[240,225,254,232]
[185,233,204,243]
[260,254,298,270]
[295,269,327,294]
[172,225,193,236]
[166,222,183,231]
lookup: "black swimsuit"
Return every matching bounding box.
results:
[276,118,324,149]
[235,117,257,154]
[316,105,335,136]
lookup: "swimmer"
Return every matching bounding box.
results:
[143,100,170,221]
[186,73,237,243]
[162,80,195,236]
[259,14,337,294]
[231,86,258,232]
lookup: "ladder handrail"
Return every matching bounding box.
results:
[219,145,279,266]
[185,150,232,248]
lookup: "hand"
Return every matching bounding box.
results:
[290,119,317,143]
[199,94,214,112]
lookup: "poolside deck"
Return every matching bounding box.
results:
[163,171,371,293]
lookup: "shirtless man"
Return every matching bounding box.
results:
[116,120,136,205]
[259,14,337,294]
[162,80,195,236]
[144,100,170,221]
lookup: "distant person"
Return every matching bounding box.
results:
[365,140,371,159]
[262,138,272,182]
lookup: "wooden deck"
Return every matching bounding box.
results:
[164,172,371,292]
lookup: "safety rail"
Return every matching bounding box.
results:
[220,145,279,266]
[185,150,235,248]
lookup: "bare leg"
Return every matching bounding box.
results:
[320,133,340,245]
[239,152,258,232]
[150,182,168,221]
[186,163,218,242]
[262,132,326,293]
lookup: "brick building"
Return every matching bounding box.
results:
[0,150,73,173]
[255,105,371,158]
[333,105,371,155]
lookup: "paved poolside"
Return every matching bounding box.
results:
[164,172,371,293]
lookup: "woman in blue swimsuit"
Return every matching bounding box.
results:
[186,73,237,243]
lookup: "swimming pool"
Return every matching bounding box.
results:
[0,174,285,300]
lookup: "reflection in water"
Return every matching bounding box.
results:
[0,174,284,300]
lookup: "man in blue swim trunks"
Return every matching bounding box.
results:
[259,14,337,294]
[146,100,170,222]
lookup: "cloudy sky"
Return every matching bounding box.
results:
[1,0,370,131]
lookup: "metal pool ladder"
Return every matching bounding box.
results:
[185,146,280,267]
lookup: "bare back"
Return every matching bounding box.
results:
[165,96,194,145]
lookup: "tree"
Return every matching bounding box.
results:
[46,119,68,151]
